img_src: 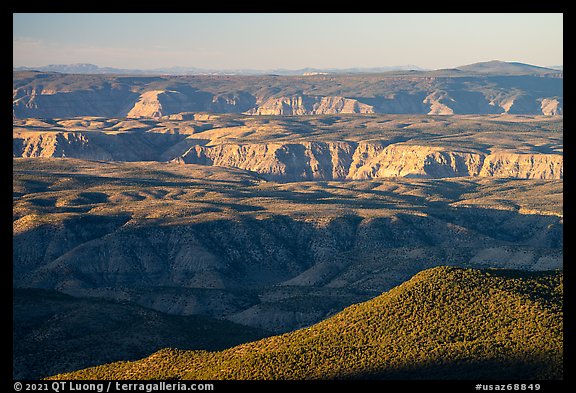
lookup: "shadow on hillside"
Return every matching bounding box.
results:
[344,355,561,380]
[13,288,272,380]
[14,201,562,291]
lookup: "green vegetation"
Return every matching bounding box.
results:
[50,267,563,380]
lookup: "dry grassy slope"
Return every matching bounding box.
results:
[13,159,563,333]
[13,115,563,180]
[49,267,563,380]
[13,71,563,118]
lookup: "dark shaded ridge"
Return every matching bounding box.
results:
[13,288,271,380]
[341,354,560,380]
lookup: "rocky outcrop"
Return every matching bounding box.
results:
[178,141,357,181]
[245,96,312,115]
[127,90,167,118]
[479,152,563,179]
[13,132,563,180]
[313,96,374,114]
[244,95,374,115]
[13,132,113,160]
[540,98,563,116]
[348,144,486,179]
[423,91,455,115]
[13,131,186,162]
[175,141,562,181]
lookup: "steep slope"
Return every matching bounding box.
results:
[245,95,375,115]
[13,158,564,334]
[14,289,269,380]
[50,267,563,380]
[348,144,485,178]
[13,118,564,181]
[479,152,563,179]
[177,141,357,180]
[13,68,563,118]
[539,98,563,116]
[178,142,562,180]
[126,90,256,118]
[127,90,168,118]
[13,130,187,162]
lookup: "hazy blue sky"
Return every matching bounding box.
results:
[13,13,563,70]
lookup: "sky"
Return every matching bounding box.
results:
[13,13,563,70]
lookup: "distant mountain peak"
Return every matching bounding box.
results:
[456,60,559,75]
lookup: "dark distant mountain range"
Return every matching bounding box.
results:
[13,63,427,76]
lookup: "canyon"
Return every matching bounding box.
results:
[14,158,563,337]
[13,114,563,181]
[12,63,563,380]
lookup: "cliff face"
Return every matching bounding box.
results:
[178,141,358,180]
[245,96,375,115]
[479,152,563,179]
[348,144,486,179]
[173,141,563,181]
[13,71,563,118]
[127,90,257,118]
[13,131,186,162]
[127,90,168,118]
[14,132,114,160]
[540,98,563,116]
[13,132,563,181]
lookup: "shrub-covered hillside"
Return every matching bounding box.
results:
[50,266,563,380]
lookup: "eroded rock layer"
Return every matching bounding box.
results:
[14,132,563,180]
[13,71,563,118]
